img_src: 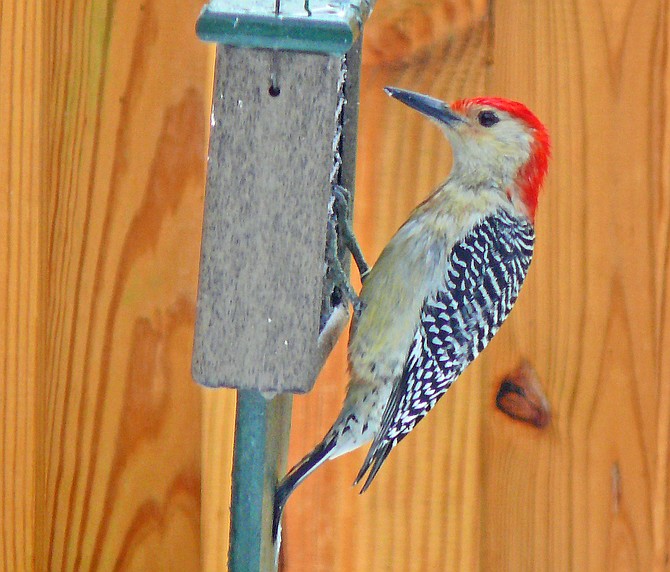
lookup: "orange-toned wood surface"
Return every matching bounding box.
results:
[282,4,492,570]
[486,3,670,570]
[280,1,670,571]
[1,0,216,568]
[0,2,42,569]
[3,0,670,570]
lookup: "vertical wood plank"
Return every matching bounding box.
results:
[41,0,211,568]
[0,1,42,569]
[6,0,668,569]
[202,388,237,572]
[653,10,670,570]
[488,1,670,570]
[280,0,670,571]
[281,1,491,569]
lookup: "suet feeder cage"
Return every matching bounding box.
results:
[192,1,375,569]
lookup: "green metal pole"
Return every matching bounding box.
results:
[229,391,292,571]
[193,5,371,570]
[227,37,363,571]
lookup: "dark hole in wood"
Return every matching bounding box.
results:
[495,361,551,429]
[269,84,281,97]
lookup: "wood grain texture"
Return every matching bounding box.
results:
[280,0,670,570]
[6,0,670,569]
[0,1,42,569]
[45,8,208,566]
[282,6,492,570]
[486,2,670,570]
[201,389,236,572]
[363,0,488,66]
[34,0,211,568]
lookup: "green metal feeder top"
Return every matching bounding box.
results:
[196,0,375,55]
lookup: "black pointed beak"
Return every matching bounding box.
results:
[384,87,463,126]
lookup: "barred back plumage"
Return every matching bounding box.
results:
[354,209,534,491]
[273,90,550,546]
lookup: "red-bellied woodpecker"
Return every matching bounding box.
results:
[273,87,550,541]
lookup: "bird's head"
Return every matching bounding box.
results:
[385,88,550,221]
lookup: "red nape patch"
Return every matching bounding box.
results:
[451,97,551,221]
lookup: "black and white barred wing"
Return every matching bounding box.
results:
[354,210,535,491]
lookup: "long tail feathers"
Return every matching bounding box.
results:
[352,440,393,493]
[273,436,337,542]
[273,421,396,542]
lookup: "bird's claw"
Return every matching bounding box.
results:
[331,185,370,282]
[325,186,368,315]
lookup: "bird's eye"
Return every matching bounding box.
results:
[478,110,499,127]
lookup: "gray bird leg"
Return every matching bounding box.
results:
[331,185,370,282]
[325,203,360,310]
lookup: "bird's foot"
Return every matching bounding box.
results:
[331,185,370,283]
[325,207,362,314]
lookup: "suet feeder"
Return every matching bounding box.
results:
[193,0,374,394]
[192,1,374,568]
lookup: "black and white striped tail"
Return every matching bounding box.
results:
[273,436,337,542]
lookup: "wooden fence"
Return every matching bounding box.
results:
[1,0,669,570]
